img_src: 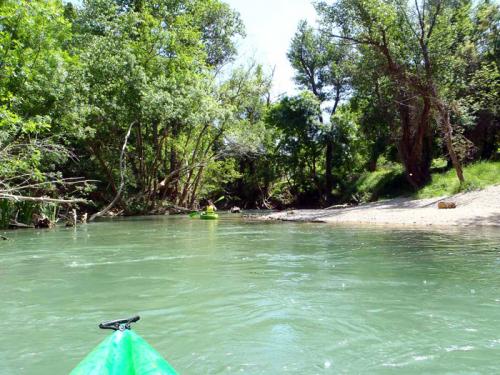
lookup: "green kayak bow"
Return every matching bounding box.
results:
[70,316,178,375]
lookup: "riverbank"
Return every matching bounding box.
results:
[262,185,500,227]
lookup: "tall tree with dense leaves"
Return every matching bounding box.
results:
[64,0,249,212]
[287,20,351,200]
[316,0,470,188]
[0,0,78,200]
[457,1,500,159]
[267,92,324,201]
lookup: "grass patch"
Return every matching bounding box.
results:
[346,160,500,203]
[416,161,500,198]
[347,164,411,202]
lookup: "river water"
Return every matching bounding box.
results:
[0,215,499,374]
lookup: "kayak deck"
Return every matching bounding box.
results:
[70,329,178,375]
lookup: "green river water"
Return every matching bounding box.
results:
[1,215,499,374]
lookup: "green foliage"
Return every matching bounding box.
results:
[288,20,350,102]
[0,0,257,216]
[62,0,262,210]
[40,203,59,222]
[330,106,368,179]
[195,0,246,67]
[0,0,77,201]
[346,164,408,203]
[0,200,59,229]
[0,200,13,229]
[200,159,241,199]
[266,92,324,196]
[417,161,500,198]
[16,201,37,225]
[315,0,499,188]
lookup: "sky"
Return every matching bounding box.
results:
[224,0,317,97]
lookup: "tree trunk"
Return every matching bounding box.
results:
[397,94,433,188]
[165,122,180,201]
[188,166,204,208]
[136,122,146,192]
[367,156,377,172]
[178,124,209,205]
[325,139,334,197]
[437,101,465,184]
[324,87,340,202]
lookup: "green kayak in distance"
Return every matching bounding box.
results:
[70,316,178,375]
[188,211,219,219]
[199,211,218,220]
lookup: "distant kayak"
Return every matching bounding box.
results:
[200,211,218,220]
[188,211,219,219]
[70,316,178,375]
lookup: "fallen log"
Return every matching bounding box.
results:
[0,193,87,204]
[9,221,34,229]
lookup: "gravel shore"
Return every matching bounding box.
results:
[263,185,500,227]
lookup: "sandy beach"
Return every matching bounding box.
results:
[262,185,500,227]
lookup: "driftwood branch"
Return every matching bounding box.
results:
[0,193,88,204]
[89,121,135,222]
[9,221,34,229]
[2,177,98,194]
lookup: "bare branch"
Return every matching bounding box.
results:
[89,121,136,222]
[0,194,88,204]
[325,32,380,47]
[414,0,426,41]
[396,0,420,40]
[426,0,442,41]
[2,178,98,193]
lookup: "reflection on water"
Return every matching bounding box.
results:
[0,216,499,374]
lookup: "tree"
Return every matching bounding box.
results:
[287,20,351,199]
[266,92,324,202]
[65,0,253,211]
[0,0,81,201]
[316,0,469,188]
[195,0,246,68]
[456,1,500,159]
[220,64,274,208]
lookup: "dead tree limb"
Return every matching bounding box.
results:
[0,194,88,204]
[89,121,135,222]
